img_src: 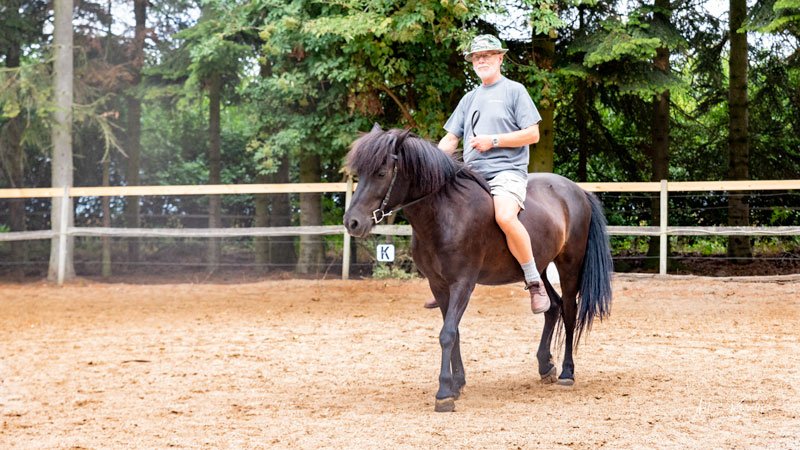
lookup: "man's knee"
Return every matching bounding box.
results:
[495,210,516,229]
[494,198,521,229]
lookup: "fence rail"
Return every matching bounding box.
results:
[1,179,799,284]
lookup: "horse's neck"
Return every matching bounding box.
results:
[403,175,492,235]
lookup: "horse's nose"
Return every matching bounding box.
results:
[345,217,360,233]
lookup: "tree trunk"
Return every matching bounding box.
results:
[207,72,222,271]
[255,156,297,271]
[124,0,146,266]
[296,153,323,274]
[102,157,112,277]
[646,1,672,268]
[253,58,295,271]
[268,152,296,269]
[5,119,26,278]
[48,0,75,281]
[576,80,588,182]
[646,88,671,266]
[727,0,752,261]
[2,39,27,277]
[100,0,114,278]
[529,30,556,173]
[254,173,270,269]
[254,60,271,270]
[576,6,588,182]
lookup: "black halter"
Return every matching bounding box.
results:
[372,153,400,224]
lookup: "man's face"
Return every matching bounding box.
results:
[471,51,503,80]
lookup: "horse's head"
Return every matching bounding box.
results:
[343,125,414,238]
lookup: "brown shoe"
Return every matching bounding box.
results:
[526,281,550,314]
[423,297,439,309]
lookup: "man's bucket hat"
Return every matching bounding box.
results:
[464,34,508,61]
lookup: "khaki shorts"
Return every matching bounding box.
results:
[487,171,528,210]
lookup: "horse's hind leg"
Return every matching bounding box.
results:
[537,276,562,384]
[558,273,579,386]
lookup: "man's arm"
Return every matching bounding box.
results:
[469,124,540,153]
[438,132,460,154]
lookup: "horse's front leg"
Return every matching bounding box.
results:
[434,288,466,398]
[434,280,474,412]
[430,283,465,398]
[450,328,465,398]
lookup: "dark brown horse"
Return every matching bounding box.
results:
[344,126,613,412]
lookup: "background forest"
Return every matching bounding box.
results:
[1,0,799,280]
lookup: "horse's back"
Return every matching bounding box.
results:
[521,173,592,265]
[526,172,585,199]
[525,173,590,218]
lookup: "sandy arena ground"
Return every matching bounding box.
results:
[1,275,799,449]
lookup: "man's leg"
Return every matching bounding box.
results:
[492,196,533,264]
[493,196,550,313]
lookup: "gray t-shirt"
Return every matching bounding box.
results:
[444,76,541,180]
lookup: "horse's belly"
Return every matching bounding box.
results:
[476,258,525,286]
[412,226,526,287]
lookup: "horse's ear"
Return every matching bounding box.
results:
[394,130,410,150]
[370,123,382,133]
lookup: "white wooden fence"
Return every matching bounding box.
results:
[1,178,799,284]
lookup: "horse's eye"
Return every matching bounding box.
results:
[377,170,387,178]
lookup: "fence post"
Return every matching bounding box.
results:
[57,185,70,285]
[342,175,353,280]
[659,179,668,275]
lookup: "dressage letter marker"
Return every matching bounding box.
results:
[377,244,395,262]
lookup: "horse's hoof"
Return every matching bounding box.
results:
[557,377,575,387]
[434,397,456,412]
[540,366,558,384]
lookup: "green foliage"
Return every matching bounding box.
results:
[581,30,660,67]
[753,236,800,253]
[673,237,727,256]
[372,263,418,280]
[610,236,649,254]
[753,0,800,33]
[171,3,251,90]
[569,9,686,97]
[0,60,52,154]
[0,62,51,121]
[238,0,483,179]
[769,206,800,225]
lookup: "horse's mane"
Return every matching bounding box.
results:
[347,128,490,195]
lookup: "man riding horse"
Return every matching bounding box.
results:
[426,34,549,313]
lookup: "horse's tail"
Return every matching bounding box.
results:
[576,192,614,344]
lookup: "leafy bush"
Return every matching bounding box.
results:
[372,263,418,280]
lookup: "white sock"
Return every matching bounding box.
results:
[521,260,541,286]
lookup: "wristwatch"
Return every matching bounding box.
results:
[491,135,500,148]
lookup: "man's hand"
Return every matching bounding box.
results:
[469,135,494,152]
